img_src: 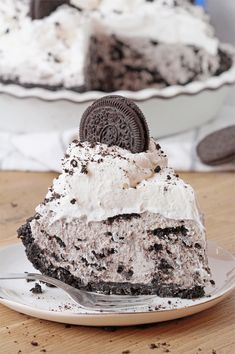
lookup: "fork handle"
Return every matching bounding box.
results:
[0,273,32,280]
[0,273,51,283]
[0,273,69,290]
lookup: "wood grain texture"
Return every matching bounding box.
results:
[0,171,234,354]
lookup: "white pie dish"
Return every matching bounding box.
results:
[0,44,235,138]
[0,240,234,326]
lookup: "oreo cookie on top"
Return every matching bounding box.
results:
[79,95,150,153]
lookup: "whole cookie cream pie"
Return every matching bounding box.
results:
[0,0,233,92]
[18,96,211,298]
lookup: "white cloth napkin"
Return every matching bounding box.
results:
[0,104,234,172]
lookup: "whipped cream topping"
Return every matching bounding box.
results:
[0,0,29,35]
[97,0,218,55]
[36,139,203,229]
[0,0,219,87]
[0,4,88,88]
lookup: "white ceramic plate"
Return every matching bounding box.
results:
[0,241,234,327]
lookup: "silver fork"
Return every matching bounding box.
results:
[0,273,155,312]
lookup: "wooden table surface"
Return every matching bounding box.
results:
[0,171,234,354]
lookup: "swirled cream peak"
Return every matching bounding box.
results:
[36,139,203,229]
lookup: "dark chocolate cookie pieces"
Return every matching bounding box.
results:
[30,0,70,20]
[79,95,150,153]
[197,125,235,166]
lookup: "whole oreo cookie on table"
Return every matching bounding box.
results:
[197,125,235,166]
[30,0,70,20]
[79,95,150,153]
